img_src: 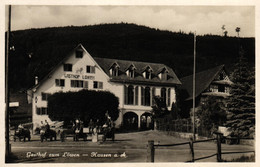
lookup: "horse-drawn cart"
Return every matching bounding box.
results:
[13,128,31,142]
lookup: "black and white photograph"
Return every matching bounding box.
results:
[2,1,258,165]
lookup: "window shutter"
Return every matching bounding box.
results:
[91,66,95,73]
[99,82,103,89]
[135,86,138,105]
[84,81,88,89]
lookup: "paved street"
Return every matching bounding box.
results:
[8,130,254,163]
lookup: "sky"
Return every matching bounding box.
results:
[8,5,255,37]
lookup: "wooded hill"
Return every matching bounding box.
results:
[8,23,255,91]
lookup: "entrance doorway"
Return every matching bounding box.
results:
[123,112,138,130]
[140,112,153,130]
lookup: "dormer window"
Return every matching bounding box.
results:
[127,64,136,78]
[145,71,151,79]
[76,50,83,58]
[129,69,135,78]
[159,67,169,80]
[109,63,120,77]
[143,66,153,79]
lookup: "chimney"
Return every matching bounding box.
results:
[35,76,38,85]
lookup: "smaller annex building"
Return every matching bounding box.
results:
[179,65,232,117]
[27,44,181,131]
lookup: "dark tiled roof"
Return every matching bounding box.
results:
[29,44,181,90]
[179,65,225,100]
[94,57,181,86]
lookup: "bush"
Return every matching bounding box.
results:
[48,90,119,125]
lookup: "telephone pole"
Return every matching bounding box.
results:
[5,5,11,157]
[192,32,196,141]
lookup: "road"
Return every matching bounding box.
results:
[8,130,255,163]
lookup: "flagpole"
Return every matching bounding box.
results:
[192,32,196,141]
[6,5,11,157]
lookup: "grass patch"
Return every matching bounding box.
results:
[223,155,255,162]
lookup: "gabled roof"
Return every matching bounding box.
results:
[28,44,181,92]
[125,64,137,71]
[179,65,226,100]
[93,57,181,86]
[28,44,84,91]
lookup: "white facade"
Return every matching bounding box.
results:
[28,44,180,130]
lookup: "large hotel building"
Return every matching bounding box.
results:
[27,44,181,130]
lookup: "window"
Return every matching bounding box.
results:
[141,87,144,105]
[127,65,136,78]
[42,93,51,101]
[143,66,152,79]
[71,80,84,88]
[110,63,119,76]
[218,85,225,92]
[209,85,218,92]
[161,70,168,80]
[135,86,139,105]
[161,88,167,104]
[111,67,119,76]
[76,50,83,58]
[152,87,156,105]
[93,81,103,89]
[64,64,72,72]
[55,79,65,87]
[129,69,135,78]
[127,85,134,105]
[144,87,151,106]
[36,107,48,115]
[86,65,95,73]
[145,71,151,79]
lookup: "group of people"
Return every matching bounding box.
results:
[72,114,114,134]
[40,120,50,134]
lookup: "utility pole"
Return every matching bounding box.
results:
[192,32,196,141]
[5,5,11,157]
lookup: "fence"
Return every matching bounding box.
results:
[146,132,255,162]
[156,119,212,138]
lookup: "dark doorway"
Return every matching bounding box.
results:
[123,112,138,130]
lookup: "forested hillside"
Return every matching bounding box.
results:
[8,23,255,91]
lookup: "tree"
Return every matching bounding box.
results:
[196,96,227,137]
[224,31,228,37]
[151,96,169,119]
[221,25,225,36]
[225,50,255,137]
[48,90,119,126]
[235,27,240,37]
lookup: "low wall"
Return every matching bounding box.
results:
[165,131,199,140]
[240,139,255,146]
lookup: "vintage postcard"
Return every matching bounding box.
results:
[1,0,259,166]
